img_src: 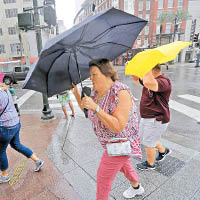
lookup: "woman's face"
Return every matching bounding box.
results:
[90,66,106,91]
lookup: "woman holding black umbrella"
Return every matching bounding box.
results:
[72,58,144,199]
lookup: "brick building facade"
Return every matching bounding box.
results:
[78,0,188,64]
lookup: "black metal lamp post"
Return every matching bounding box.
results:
[73,2,96,25]
[33,0,55,120]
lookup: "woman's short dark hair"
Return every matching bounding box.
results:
[89,58,118,81]
[152,64,161,72]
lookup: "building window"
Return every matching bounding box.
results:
[145,14,150,21]
[137,38,141,46]
[112,0,119,9]
[10,43,23,54]
[146,0,150,10]
[156,24,160,34]
[144,38,149,46]
[168,0,174,8]
[5,8,18,18]
[177,23,181,32]
[157,12,161,20]
[39,7,44,16]
[0,45,6,54]
[124,0,134,15]
[8,27,16,35]
[178,0,183,8]
[51,28,54,34]
[165,23,172,34]
[158,0,164,9]
[138,13,143,19]
[23,0,32,2]
[145,26,149,35]
[0,28,3,36]
[3,0,16,4]
[138,0,143,11]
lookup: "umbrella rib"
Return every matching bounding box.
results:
[69,24,89,48]
[78,49,94,60]
[78,21,145,46]
[79,28,113,46]
[79,42,132,49]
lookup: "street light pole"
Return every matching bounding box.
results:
[173,15,178,42]
[73,2,95,25]
[33,0,54,120]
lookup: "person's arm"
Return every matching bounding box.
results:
[142,71,158,91]
[0,83,8,91]
[71,84,84,111]
[82,90,133,133]
[131,75,140,85]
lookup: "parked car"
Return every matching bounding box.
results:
[188,58,197,63]
[3,65,30,85]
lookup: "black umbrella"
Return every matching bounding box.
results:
[23,7,147,97]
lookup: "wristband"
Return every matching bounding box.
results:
[94,105,100,114]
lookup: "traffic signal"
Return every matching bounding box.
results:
[195,42,199,47]
[18,13,34,30]
[44,0,55,4]
[193,33,199,42]
[44,6,56,26]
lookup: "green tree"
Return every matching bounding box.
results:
[157,10,191,45]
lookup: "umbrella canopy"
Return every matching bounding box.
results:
[125,41,191,78]
[23,7,147,97]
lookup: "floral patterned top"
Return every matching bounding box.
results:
[88,81,142,158]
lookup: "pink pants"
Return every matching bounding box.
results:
[96,151,138,200]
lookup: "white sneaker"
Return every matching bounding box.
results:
[34,160,44,172]
[123,184,144,199]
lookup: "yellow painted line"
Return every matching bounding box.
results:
[9,157,28,186]
[21,126,41,130]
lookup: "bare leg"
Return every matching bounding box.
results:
[1,170,8,176]
[31,154,39,162]
[68,101,75,116]
[156,142,165,153]
[145,146,156,165]
[62,105,68,119]
[131,182,139,187]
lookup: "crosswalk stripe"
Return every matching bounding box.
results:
[48,96,57,101]
[178,94,200,104]
[50,102,79,108]
[18,91,35,108]
[169,100,200,122]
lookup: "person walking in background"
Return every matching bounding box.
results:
[72,58,144,200]
[131,64,172,170]
[57,90,75,120]
[9,84,20,116]
[0,83,44,184]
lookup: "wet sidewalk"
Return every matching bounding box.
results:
[0,114,81,200]
[49,115,200,200]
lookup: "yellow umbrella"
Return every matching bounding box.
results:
[125,41,192,78]
[125,49,165,78]
[157,41,192,64]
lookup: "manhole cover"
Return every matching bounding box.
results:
[155,156,185,177]
[134,146,185,177]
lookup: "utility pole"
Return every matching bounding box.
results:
[195,48,200,67]
[73,2,95,25]
[173,15,179,42]
[33,0,54,120]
